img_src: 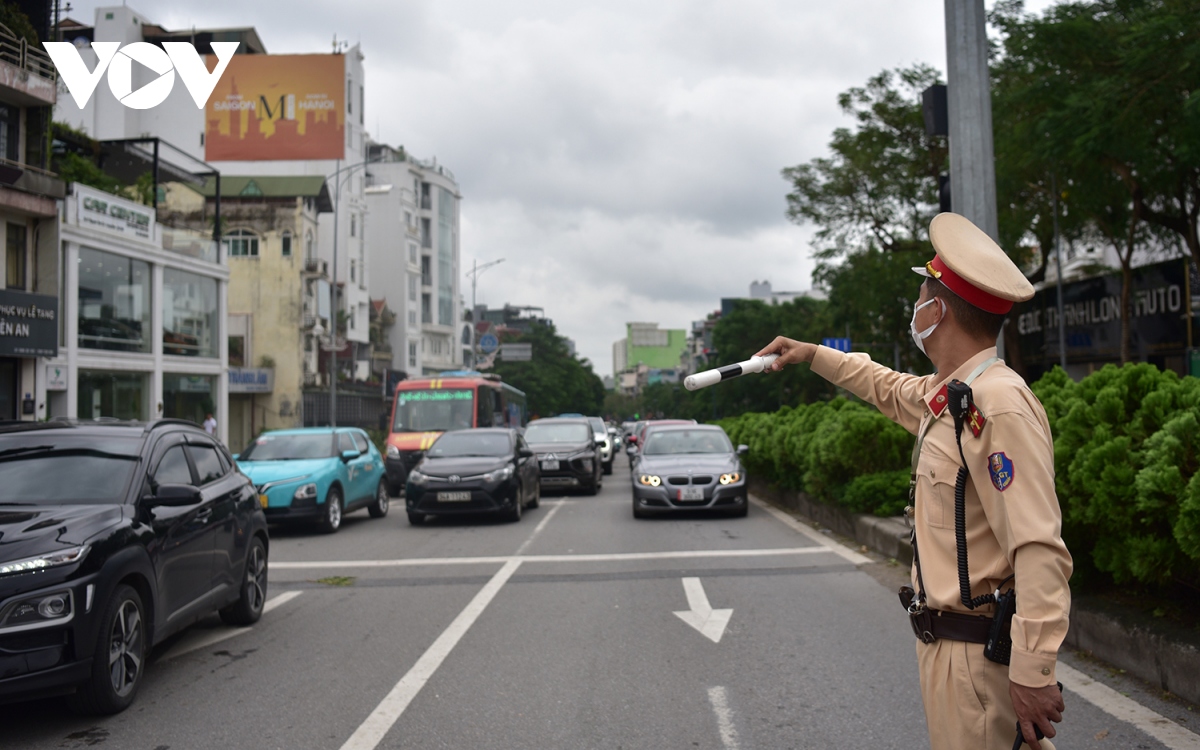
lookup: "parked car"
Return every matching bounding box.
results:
[588,417,615,475]
[235,428,389,534]
[524,417,604,495]
[630,424,749,518]
[404,428,540,525]
[0,419,269,715]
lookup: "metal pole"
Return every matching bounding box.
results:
[1051,174,1067,371]
[470,258,477,369]
[330,158,339,426]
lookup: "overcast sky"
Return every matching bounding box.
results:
[72,0,1058,377]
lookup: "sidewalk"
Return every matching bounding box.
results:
[749,478,1200,707]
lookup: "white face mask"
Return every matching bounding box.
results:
[910,298,943,355]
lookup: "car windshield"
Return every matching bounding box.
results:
[427,432,511,458]
[524,422,591,444]
[393,389,475,432]
[643,429,733,456]
[239,433,334,461]
[0,437,142,505]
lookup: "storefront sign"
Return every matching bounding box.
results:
[45,364,67,391]
[74,184,155,241]
[1013,259,1187,373]
[0,289,58,358]
[228,367,274,394]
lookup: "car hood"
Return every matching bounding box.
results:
[418,456,507,478]
[0,504,127,563]
[636,454,739,474]
[237,458,336,486]
[527,441,592,457]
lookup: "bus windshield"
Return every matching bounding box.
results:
[393,388,475,432]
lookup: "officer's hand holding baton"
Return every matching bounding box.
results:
[1010,681,1064,749]
[753,337,818,372]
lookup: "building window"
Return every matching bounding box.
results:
[408,241,417,265]
[408,275,417,302]
[305,229,315,261]
[408,310,416,328]
[350,259,356,283]
[0,104,19,163]
[281,231,292,257]
[163,267,219,358]
[421,294,431,324]
[163,373,216,427]
[78,370,148,421]
[420,218,431,248]
[224,229,259,257]
[408,341,417,368]
[420,255,431,286]
[228,335,245,367]
[349,308,356,330]
[5,223,25,290]
[350,214,356,238]
[78,247,151,353]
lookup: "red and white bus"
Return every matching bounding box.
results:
[384,372,527,493]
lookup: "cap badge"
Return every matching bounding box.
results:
[925,261,942,279]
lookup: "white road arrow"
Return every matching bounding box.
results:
[673,577,733,643]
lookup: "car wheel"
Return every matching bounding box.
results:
[220,536,268,626]
[505,487,523,522]
[602,461,613,476]
[730,497,749,518]
[318,486,343,534]
[368,479,390,518]
[407,511,425,525]
[527,481,540,509]
[67,584,145,715]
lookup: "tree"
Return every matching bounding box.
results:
[491,321,605,418]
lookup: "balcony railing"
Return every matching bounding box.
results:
[0,24,55,82]
[161,226,217,264]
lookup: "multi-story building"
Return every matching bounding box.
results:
[163,175,332,449]
[0,17,62,421]
[612,323,687,395]
[364,142,463,376]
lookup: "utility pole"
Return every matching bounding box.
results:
[465,258,505,369]
[1051,174,1068,370]
[945,0,1002,355]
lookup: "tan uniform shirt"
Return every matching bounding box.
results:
[810,345,1073,688]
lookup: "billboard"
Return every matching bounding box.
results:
[205,54,344,161]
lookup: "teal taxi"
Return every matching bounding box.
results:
[234,427,389,533]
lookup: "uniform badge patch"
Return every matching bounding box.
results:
[988,452,1015,492]
[968,404,987,437]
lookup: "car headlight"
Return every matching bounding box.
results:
[0,546,89,577]
[0,590,74,632]
[638,474,662,487]
[386,444,399,458]
[293,483,318,501]
[408,469,428,485]
[719,472,742,485]
[484,465,515,483]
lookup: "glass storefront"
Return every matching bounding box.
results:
[163,268,219,358]
[0,357,15,419]
[78,247,151,353]
[163,373,216,426]
[78,370,148,421]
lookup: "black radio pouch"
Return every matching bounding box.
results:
[985,587,1016,665]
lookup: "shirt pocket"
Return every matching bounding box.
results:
[916,454,962,529]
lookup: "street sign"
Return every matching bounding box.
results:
[499,343,532,361]
[479,332,499,354]
[822,337,851,352]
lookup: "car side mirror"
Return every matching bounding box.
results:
[146,483,202,507]
[519,448,534,458]
[594,437,606,447]
[737,444,749,456]
[230,453,239,460]
[341,449,361,463]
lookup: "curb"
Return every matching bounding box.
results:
[750,478,1200,706]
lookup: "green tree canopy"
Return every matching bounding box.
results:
[490,321,605,418]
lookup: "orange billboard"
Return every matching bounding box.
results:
[205,54,345,161]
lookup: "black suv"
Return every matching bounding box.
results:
[0,419,269,714]
[523,417,605,495]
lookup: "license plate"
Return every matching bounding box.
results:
[678,487,704,501]
[541,460,560,471]
[438,491,471,502]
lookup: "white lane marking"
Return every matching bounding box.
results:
[674,578,733,644]
[270,546,835,570]
[339,560,522,750]
[514,499,565,556]
[750,495,872,565]
[1057,663,1200,748]
[159,591,303,661]
[708,686,742,750]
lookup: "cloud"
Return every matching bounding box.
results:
[69,0,1061,377]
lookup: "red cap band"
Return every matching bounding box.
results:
[928,256,1013,314]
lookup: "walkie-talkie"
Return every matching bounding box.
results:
[985,586,1016,665]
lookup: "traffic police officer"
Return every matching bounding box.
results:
[757,213,1072,749]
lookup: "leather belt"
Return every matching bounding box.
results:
[910,607,992,645]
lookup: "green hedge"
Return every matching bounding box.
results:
[718,364,1200,589]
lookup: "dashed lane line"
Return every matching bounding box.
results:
[514,499,565,556]
[708,686,742,750]
[159,590,303,661]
